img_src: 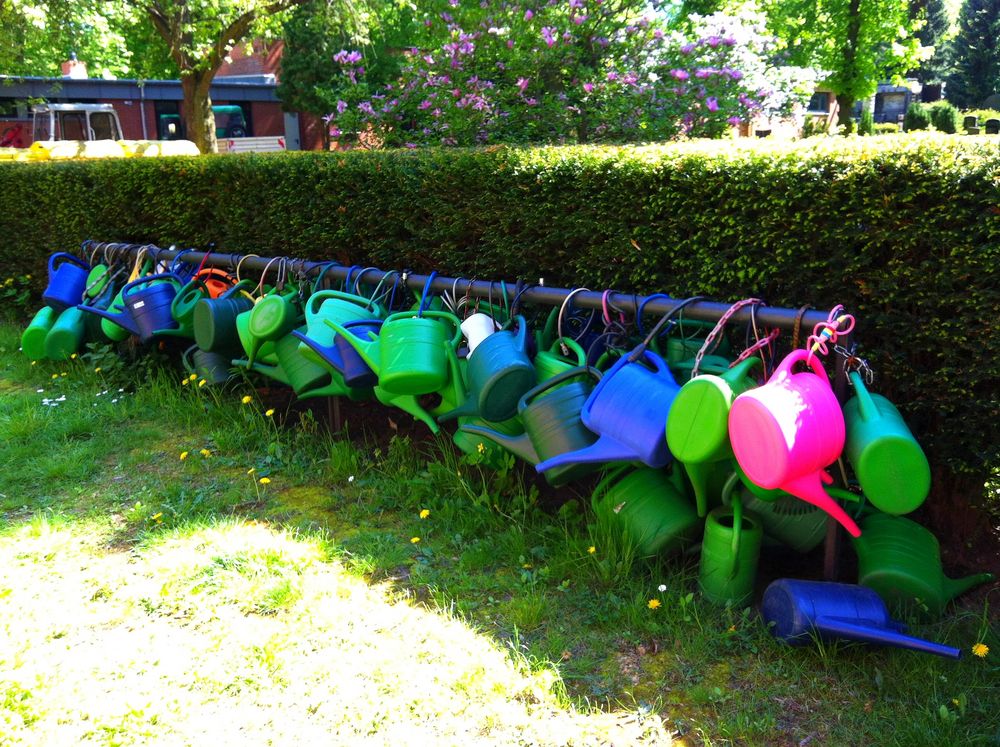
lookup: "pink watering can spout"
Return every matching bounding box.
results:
[780,472,861,537]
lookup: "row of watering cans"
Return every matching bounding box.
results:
[22,249,994,634]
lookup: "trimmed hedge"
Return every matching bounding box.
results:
[1,135,998,518]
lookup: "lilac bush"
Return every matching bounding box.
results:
[324,3,818,146]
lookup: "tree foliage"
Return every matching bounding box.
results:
[909,0,952,84]
[944,0,1000,108]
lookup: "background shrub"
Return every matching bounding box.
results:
[873,123,900,135]
[858,106,874,135]
[0,135,997,537]
[928,101,960,133]
[903,101,931,131]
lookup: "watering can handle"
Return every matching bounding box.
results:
[550,337,587,365]
[519,365,602,411]
[848,370,880,422]
[729,494,743,580]
[49,252,89,272]
[420,310,464,349]
[773,348,828,382]
[307,289,380,318]
[221,279,256,300]
[181,345,197,374]
[122,272,182,298]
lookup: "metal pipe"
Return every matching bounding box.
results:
[112,243,837,333]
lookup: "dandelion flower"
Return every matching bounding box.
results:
[199,448,211,457]
[410,536,420,544]
[94,367,101,373]
[60,372,67,377]
[198,379,207,387]
[258,477,271,485]
[241,395,253,405]
[151,512,163,521]
[189,374,197,381]
[51,374,58,380]
[420,509,430,519]
[265,409,275,417]
[972,642,989,658]
[70,353,77,359]
[647,598,661,610]
[180,451,189,460]
[182,379,189,386]
[587,546,596,554]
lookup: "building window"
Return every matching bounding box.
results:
[808,92,830,113]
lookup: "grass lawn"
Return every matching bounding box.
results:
[0,322,997,746]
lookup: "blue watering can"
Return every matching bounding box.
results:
[762,579,961,659]
[292,318,383,389]
[42,252,90,311]
[78,273,183,343]
[535,346,681,474]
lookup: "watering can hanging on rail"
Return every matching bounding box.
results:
[194,280,255,356]
[43,252,90,311]
[78,272,184,344]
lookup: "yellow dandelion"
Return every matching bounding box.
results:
[179,451,189,460]
[477,442,486,454]
[94,367,101,373]
[419,509,430,519]
[198,379,207,387]
[647,599,661,610]
[151,512,163,521]
[241,395,253,405]
[587,546,596,554]
[972,642,989,658]
[247,467,256,475]
[265,408,275,417]
[410,537,420,544]
[182,379,189,386]
[188,373,197,381]
[258,477,271,485]
[51,374,58,380]
[70,353,77,360]
[60,372,67,377]
[31,361,37,365]
[199,448,211,457]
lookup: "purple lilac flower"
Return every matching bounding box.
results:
[569,0,584,7]
[507,39,515,49]
[728,116,741,126]
[606,71,618,81]
[524,9,534,20]
[573,15,587,24]
[419,99,433,110]
[358,101,375,115]
[329,126,341,138]
[336,100,348,114]
[706,97,719,112]
[704,36,721,48]
[680,42,695,54]
[670,69,689,81]
[517,77,531,93]
[524,98,538,106]
[583,82,594,93]
[541,27,557,47]
[653,29,663,40]
[623,72,638,85]
[563,30,572,41]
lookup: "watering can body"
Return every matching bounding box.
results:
[100,286,131,342]
[440,315,536,423]
[297,290,383,366]
[535,348,680,474]
[762,579,962,658]
[461,367,603,486]
[533,338,587,392]
[843,372,930,515]
[183,345,233,386]
[79,273,182,344]
[245,289,302,363]
[592,466,701,557]
[158,277,211,339]
[22,306,58,360]
[43,307,87,361]
[852,513,994,619]
[460,312,499,354]
[194,281,254,355]
[698,497,763,607]
[42,252,90,311]
[729,350,860,538]
[235,307,280,366]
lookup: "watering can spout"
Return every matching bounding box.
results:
[78,304,140,337]
[461,424,538,464]
[292,329,343,370]
[327,319,379,370]
[536,436,648,474]
[814,615,962,659]
[943,572,995,601]
[780,472,861,537]
[234,358,291,386]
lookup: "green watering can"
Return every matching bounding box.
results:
[460,366,604,486]
[591,465,702,558]
[296,289,385,366]
[665,357,760,516]
[534,337,588,391]
[244,288,302,364]
[183,345,233,387]
[100,285,131,342]
[44,307,87,361]
[843,372,931,515]
[193,280,255,356]
[853,513,994,620]
[22,306,57,360]
[453,414,525,469]
[698,492,763,607]
[439,315,536,423]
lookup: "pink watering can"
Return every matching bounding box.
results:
[728,349,861,538]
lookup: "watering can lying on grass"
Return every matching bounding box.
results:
[22,306,57,360]
[78,273,183,344]
[698,492,762,608]
[852,513,994,620]
[438,315,536,423]
[44,306,88,361]
[461,367,604,486]
[535,347,680,474]
[42,252,90,311]
[762,579,962,659]
[183,345,233,387]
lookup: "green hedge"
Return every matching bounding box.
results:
[1,135,998,517]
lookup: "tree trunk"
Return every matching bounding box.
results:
[836,93,856,131]
[836,0,862,132]
[181,71,218,154]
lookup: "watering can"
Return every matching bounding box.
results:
[99,286,131,342]
[22,306,58,360]
[43,306,87,361]
[535,347,681,474]
[42,252,90,311]
[83,264,113,301]
[439,315,536,423]
[244,288,302,364]
[461,366,604,486]
[534,337,588,390]
[78,273,183,344]
[843,372,930,515]
[182,345,233,387]
[293,319,383,389]
[193,280,255,355]
[666,357,760,516]
[453,414,525,469]
[762,579,962,659]
[591,465,701,558]
[668,354,737,383]
[296,289,384,366]
[729,349,860,538]
[461,312,499,354]
[147,276,212,340]
[852,513,994,620]
[698,494,763,607]
[190,267,236,299]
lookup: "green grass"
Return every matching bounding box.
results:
[0,321,998,746]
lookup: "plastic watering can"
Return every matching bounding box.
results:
[42,252,90,311]
[453,414,525,469]
[439,315,536,423]
[292,319,382,389]
[78,273,183,343]
[535,347,681,474]
[698,493,763,607]
[193,280,255,355]
[461,366,604,486]
[852,513,994,620]
[729,349,860,538]
[591,465,701,558]
[843,371,930,515]
[668,354,736,383]
[43,306,87,361]
[534,337,587,390]
[191,267,236,299]
[154,277,212,340]
[83,264,113,301]
[296,289,384,366]
[22,306,57,360]
[460,312,499,354]
[100,286,131,342]
[235,330,361,400]
[235,308,279,367]
[666,357,760,516]
[182,345,233,387]
[245,288,303,364]
[762,579,962,659]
